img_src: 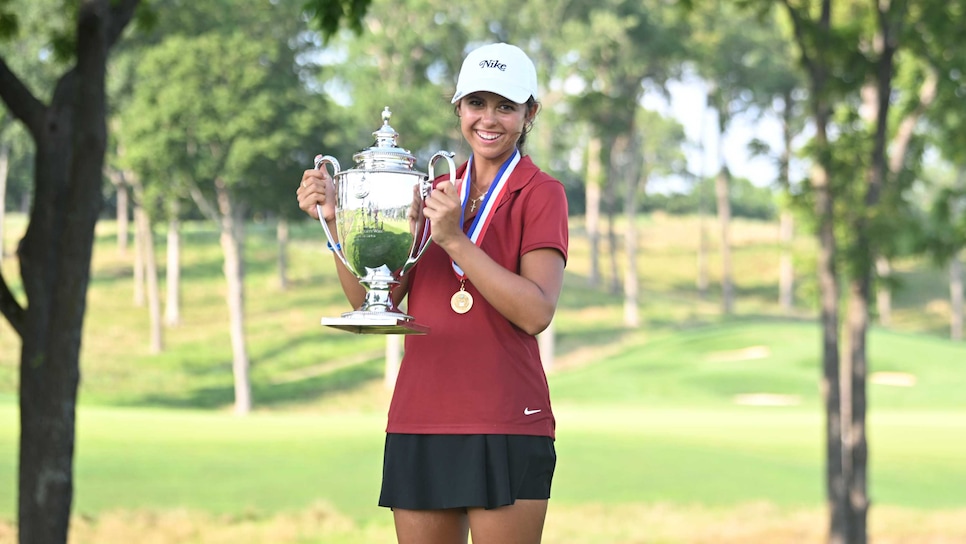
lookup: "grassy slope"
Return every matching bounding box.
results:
[0,213,964,543]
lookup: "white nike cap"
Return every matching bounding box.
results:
[451,43,538,105]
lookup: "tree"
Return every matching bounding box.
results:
[555,0,689,301]
[131,174,164,352]
[624,109,687,326]
[923,175,966,341]
[729,1,960,542]
[748,65,808,314]
[915,1,966,342]
[836,4,946,541]
[0,2,142,541]
[688,0,793,315]
[0,1,61,265]
[727,1,851,541]
[0,0,372,540]
[119,22,325,414]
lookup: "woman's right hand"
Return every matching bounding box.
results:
[297,166,336,222]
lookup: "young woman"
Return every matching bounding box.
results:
[297,42,569,544]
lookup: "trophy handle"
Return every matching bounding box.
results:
[313,154,352,270]
[401,150,456,275]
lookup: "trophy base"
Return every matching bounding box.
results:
[321,313,429,335]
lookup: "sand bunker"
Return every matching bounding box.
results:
[707,345,771,363]
[869,371,917,387]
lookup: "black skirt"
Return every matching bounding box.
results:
[378,433,556,510]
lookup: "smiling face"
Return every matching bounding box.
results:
[456,91,536,167]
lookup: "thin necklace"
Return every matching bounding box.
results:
[468,185,488,212]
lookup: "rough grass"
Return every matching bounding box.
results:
[1,503,964,543]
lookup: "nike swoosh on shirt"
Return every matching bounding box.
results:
[523,408,542,415]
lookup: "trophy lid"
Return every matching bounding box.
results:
[352,107,418,172]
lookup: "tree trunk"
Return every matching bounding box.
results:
[715,165,734,314]
[116,181,129,257]
[134,201,163,353]
[165,212,181,327]
[843,280,870,543]
[697,206,709,298]
[385,335,401,389]
[605,190,619,295]
[17,113,82,544]
[603,136,620,295]
[7,3,140,541]
[875,256,892,327]
[809,82,847,544]
[778,89,794,312]
[133,203,145,307]
[215,178,252,415]
[622,211,639,328]
[0,143,8,263]
[777,2,847,540]
[841,7,904,539]
[620,133,643,329]
[815,160,846,544]
[779,211,795,311]
[951,252,963,342]
[607,208,621,295]
[538,320,555,371]
[277,217,289,291]
[585,136,602,287]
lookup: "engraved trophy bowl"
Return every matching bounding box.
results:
[314,106,455,334]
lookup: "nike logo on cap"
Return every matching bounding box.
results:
[523,408,541,415]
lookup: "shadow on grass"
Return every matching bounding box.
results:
[115,326,386,410]
[560,272,624,309]
[555,326,629,355]
[124,356,383,410]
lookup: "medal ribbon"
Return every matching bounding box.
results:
[452,149,520,279]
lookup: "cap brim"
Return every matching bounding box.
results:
[451,83,532,104]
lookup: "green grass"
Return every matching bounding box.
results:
[1,212,965,542]
[2,401,964,518]
[551,320,966,410]
[2,400,964,534]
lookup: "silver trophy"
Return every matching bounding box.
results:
[314,106,455,334]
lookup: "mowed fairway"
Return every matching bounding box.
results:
[1,215,965,542]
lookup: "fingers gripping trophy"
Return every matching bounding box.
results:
[314,107,455,334]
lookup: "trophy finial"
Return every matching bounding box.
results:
[372,106,401,149]
[353,105,415,171]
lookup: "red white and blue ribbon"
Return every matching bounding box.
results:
[452,149,520,279]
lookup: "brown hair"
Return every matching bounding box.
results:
[518,97,539,153]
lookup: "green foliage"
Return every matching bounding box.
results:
[0,0,16,39]
[115,10,325,219]
[0,0,72,210]
[689,1,796,130]
[302,0,371,42]
[923,184,966,265]
[645,176,777,220]
[320,0,475,163]
[558,0,690,136]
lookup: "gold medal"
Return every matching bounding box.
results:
[451,283,473,314]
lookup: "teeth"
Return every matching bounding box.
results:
[477,131,500,141]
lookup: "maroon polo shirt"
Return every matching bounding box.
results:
[386,155,569,438]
